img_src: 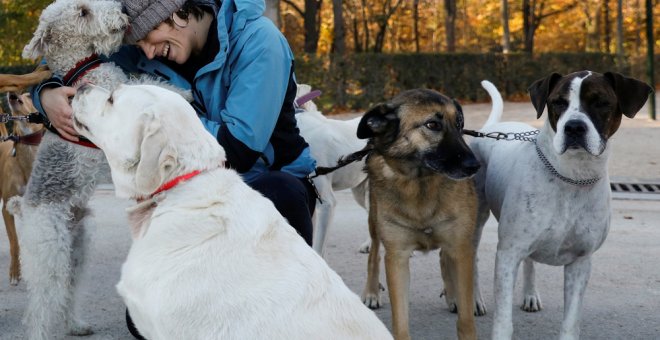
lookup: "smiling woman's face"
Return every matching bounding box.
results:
[136,12,208,64]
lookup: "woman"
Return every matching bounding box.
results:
[36,0,317,246]
[37,1,317,338]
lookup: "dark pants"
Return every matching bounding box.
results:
[246,171,316,246]
[127,171,316,339]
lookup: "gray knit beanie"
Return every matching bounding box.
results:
[123,0,187,44]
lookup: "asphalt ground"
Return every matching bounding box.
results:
[0,96,658,339]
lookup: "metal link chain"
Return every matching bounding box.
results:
[464,128,601,187]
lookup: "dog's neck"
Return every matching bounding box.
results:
[537,123,610,184]
[47,50,102,82]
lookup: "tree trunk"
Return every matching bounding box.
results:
[615,0,624,62]
[361,0,370,51]
[304,0,322,53]
[522,0,534,53]
[501,0,511,53]
[413,0,420,53]
[373,0,403,53]
[444,0,456,52]
[603,0,611,53]
[264,0,281,27]
[331,0,346,106]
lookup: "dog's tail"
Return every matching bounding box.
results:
[481,80,503,127]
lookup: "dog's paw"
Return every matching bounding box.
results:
[67,320,94,336]
[475,297,487,316]
[358,239,371,253]
[9,275,20,286]
[521,293,543,312]
[6,196,22,216]
[440,289,458,313]
[362,292,382,309]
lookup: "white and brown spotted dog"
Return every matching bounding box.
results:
[471,72,652,339]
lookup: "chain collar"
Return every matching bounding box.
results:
[533,141,601,187]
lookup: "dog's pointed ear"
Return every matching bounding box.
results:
[135,115,178,195]
[357,103,397,139]
[22,24,51,60]
[528,73,562,119]
[604,72,653,119]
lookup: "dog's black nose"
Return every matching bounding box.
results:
[8,93,18,101]
[462,157,481,176]
[121,4,128,15]
[564,120,587,137]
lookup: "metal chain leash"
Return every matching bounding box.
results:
[464,128,601,187]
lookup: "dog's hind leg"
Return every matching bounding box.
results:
[521,257,543,312]
[18,203,75,340]
[311,177,334,256]
[65,207,94,336]
[2,203,21,285]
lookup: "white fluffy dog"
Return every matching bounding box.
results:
[70,83,393,340]
[9,0,184,338]
[294,85,369,256]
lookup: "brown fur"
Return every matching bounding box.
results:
[0,64,52,93]
[359,89,479,340]
[0,92,43,285]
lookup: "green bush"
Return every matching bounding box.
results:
[295,52,655,112]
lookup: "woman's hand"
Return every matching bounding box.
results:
[40,86,79,141]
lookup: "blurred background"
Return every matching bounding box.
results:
[1,0,657,112]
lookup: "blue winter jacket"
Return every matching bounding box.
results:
[35,0,316,183]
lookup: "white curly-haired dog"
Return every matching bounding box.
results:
[70,83,393,340]
[9,1,185,338]
[294,84,369,256]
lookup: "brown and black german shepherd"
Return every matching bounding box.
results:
[358,89,480,340]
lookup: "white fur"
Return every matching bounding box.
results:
[294,85,369,256]
[472,80,615,340]
[71,84,393,340]
[13,1,187,338]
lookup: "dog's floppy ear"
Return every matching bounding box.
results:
[22,23,51,60]
[134,115,178,195]
[528,73,562,119]
[604,72,653,119]
[357,103,398,139]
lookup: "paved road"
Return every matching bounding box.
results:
[0,189,658,339]
[0,95,658,339]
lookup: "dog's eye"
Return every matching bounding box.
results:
[593,100,611,109]
[424,121,442,131]
[79,7,89,17]
[107,95,113,104]
[551,99,568,111]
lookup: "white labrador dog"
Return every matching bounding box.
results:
[70,83,393,340]
[294,84,369,256]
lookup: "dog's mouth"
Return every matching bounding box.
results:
[422,152,480,179]
[72,116,90,134]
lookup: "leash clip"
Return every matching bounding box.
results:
[485,132,510,140]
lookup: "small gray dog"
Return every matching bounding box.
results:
[9,0,187,338]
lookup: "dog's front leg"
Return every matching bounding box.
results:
[449,245,477,340]
[385,248,412,340]
[492,248,522,340]
[521,258,543,312]
[559,256,592,340]
[362,211,382,308]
